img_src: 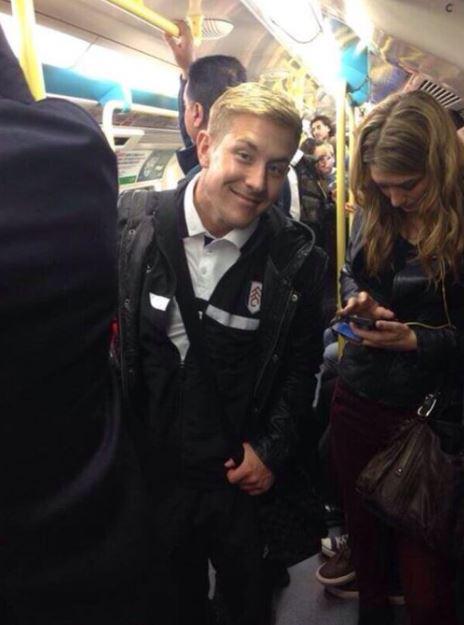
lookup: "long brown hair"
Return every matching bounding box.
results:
[350,91,464,281]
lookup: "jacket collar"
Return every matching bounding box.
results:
[152,180,315,281]
[262,206,316,275]
[176,143,199,176]
[182,172,259,248]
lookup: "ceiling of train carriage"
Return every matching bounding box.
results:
[2,0,332,117]
[321,0,464,110]
[21,0,286,79]
[1,0,463,115]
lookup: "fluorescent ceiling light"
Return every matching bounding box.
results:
[0,12,90,68]
[240,0,341,96]
[344,0,374,51]
[73,45,179,97]
[250,0,322,44]
[0,10,179,97]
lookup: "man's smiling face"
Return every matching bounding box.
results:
[194,113,297,237]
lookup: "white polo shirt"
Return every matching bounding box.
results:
[167,173,259,360]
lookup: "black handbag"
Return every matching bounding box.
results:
[356,391,464,557]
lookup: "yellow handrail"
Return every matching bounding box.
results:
[103,0,180,37]
[347,104,356,232]
[11,0,45,100]
[188,0,203,45]
[335,81,348,356]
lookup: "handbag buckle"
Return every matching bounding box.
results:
[417,393,439,418]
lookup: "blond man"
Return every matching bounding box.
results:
[117,83,327,624]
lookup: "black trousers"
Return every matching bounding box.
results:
[0,574,161,625]
[154,486,269,625]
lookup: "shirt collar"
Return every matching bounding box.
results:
[183,173,259,250]
[291,148,304,167]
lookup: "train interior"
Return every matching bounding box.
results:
[3,0,464,623]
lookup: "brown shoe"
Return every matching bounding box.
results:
[315,545,355,586]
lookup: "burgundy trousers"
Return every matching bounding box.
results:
[330,380,459,625]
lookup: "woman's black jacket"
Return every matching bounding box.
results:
[339,212,464,411]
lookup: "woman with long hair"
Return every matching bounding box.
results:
[331,90,464,625]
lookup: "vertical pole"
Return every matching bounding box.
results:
[335,79,347,309]
[11,0,45,100]
[335,81,347,356]
[188,0,204,45]
[347,104,356,232]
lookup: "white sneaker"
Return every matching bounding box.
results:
[321,533,349,558]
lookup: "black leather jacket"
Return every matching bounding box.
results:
[117,184,327,474]
[339,212,464,409]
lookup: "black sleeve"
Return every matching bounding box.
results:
[178,76,193,149]
[0,24,34,103]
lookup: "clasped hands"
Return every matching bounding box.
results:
[339,291,417,351]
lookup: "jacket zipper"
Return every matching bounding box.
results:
[253,243,313,402]
[253,288,294,398]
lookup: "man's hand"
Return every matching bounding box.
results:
[164,20,194,78]
[225,442,275,496]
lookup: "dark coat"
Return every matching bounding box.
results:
[117,183,328,474]
[0,27,154,600]
[117,184,328,563]
[339,211,464,410]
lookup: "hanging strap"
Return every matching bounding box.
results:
[158,199,245,466]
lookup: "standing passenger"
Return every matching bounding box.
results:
[165,20,246,175]
[0,23,157,625]
[117,82,327,625]
[331,91,464,625]
[164,23,294,216]
[311,114,335,144]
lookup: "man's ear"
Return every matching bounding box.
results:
[196,129,211,168]
[193,102,205,129]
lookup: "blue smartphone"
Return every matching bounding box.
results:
[346,315,377,330]
[331,320,363,343]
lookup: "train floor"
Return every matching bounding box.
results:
[274,553,407,625]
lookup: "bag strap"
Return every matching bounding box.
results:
[416,270,464,426]
[158,200,245,466]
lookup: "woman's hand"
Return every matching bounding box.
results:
[350,320,418,351]
[338,292,416,350]
[338,291,395,321]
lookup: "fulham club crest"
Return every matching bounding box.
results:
[247,281,262,315]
